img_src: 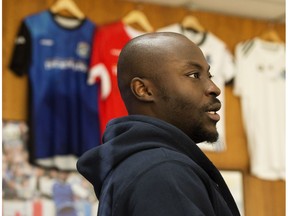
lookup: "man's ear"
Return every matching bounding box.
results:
[130,77,154,102]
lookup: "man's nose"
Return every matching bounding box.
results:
[206,80,221,97]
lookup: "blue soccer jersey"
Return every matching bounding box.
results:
[9,10,101,170]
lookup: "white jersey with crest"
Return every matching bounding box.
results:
[234,38,285,180]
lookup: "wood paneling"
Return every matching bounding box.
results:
[2,0,285,215]
[244,175,286,216]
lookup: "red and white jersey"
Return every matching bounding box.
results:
[88,21,145,135]
[158,24,235,151]
[234,38,285,180]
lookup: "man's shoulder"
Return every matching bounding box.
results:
[120,147,197,171]
[112,147,205,186]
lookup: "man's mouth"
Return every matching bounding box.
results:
[207,111,217,114]
[206,103,221,121]
[206,110,220,121]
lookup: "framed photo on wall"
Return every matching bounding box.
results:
[220,170,245,216]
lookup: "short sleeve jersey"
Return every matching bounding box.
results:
[234,38,285,180]
[9,10,101,170]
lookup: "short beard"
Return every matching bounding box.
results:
[193,128,219,143]
[157,82,219,144]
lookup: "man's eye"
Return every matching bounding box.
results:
[188,73,200,79]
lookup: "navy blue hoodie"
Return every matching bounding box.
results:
[77,115,240,216]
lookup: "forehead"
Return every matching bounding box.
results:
[163,42,208,70]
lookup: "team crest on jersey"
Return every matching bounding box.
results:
[77,42,90,58]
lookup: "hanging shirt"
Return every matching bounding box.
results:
[234,38,285,180]
[88,21,145,136]
[158,24,235,151]
[9,10,101,170]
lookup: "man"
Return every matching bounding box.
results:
[77,32,240,216]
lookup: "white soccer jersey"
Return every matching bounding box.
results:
[158,24,235,151]
[234,38,285,180]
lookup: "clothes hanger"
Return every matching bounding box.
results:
[122,9,154,33]
[259,29,283,43]
[50,0,85,19]
[181,15,205,32]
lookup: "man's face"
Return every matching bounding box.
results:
[152,39,221,143]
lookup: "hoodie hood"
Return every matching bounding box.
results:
[77,115,219,197]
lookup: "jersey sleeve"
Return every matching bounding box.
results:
[88,28,105,84]
[222,47,236,83]
[233,41,247,96]
[9,20,32,76]
[87,28,111,99]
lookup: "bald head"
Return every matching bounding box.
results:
[118,32,194,79]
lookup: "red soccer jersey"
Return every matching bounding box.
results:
[88,21,144,136]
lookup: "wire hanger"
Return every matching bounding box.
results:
[50,0,85,19]
[122,9,154,33]
[181,15,205,32]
